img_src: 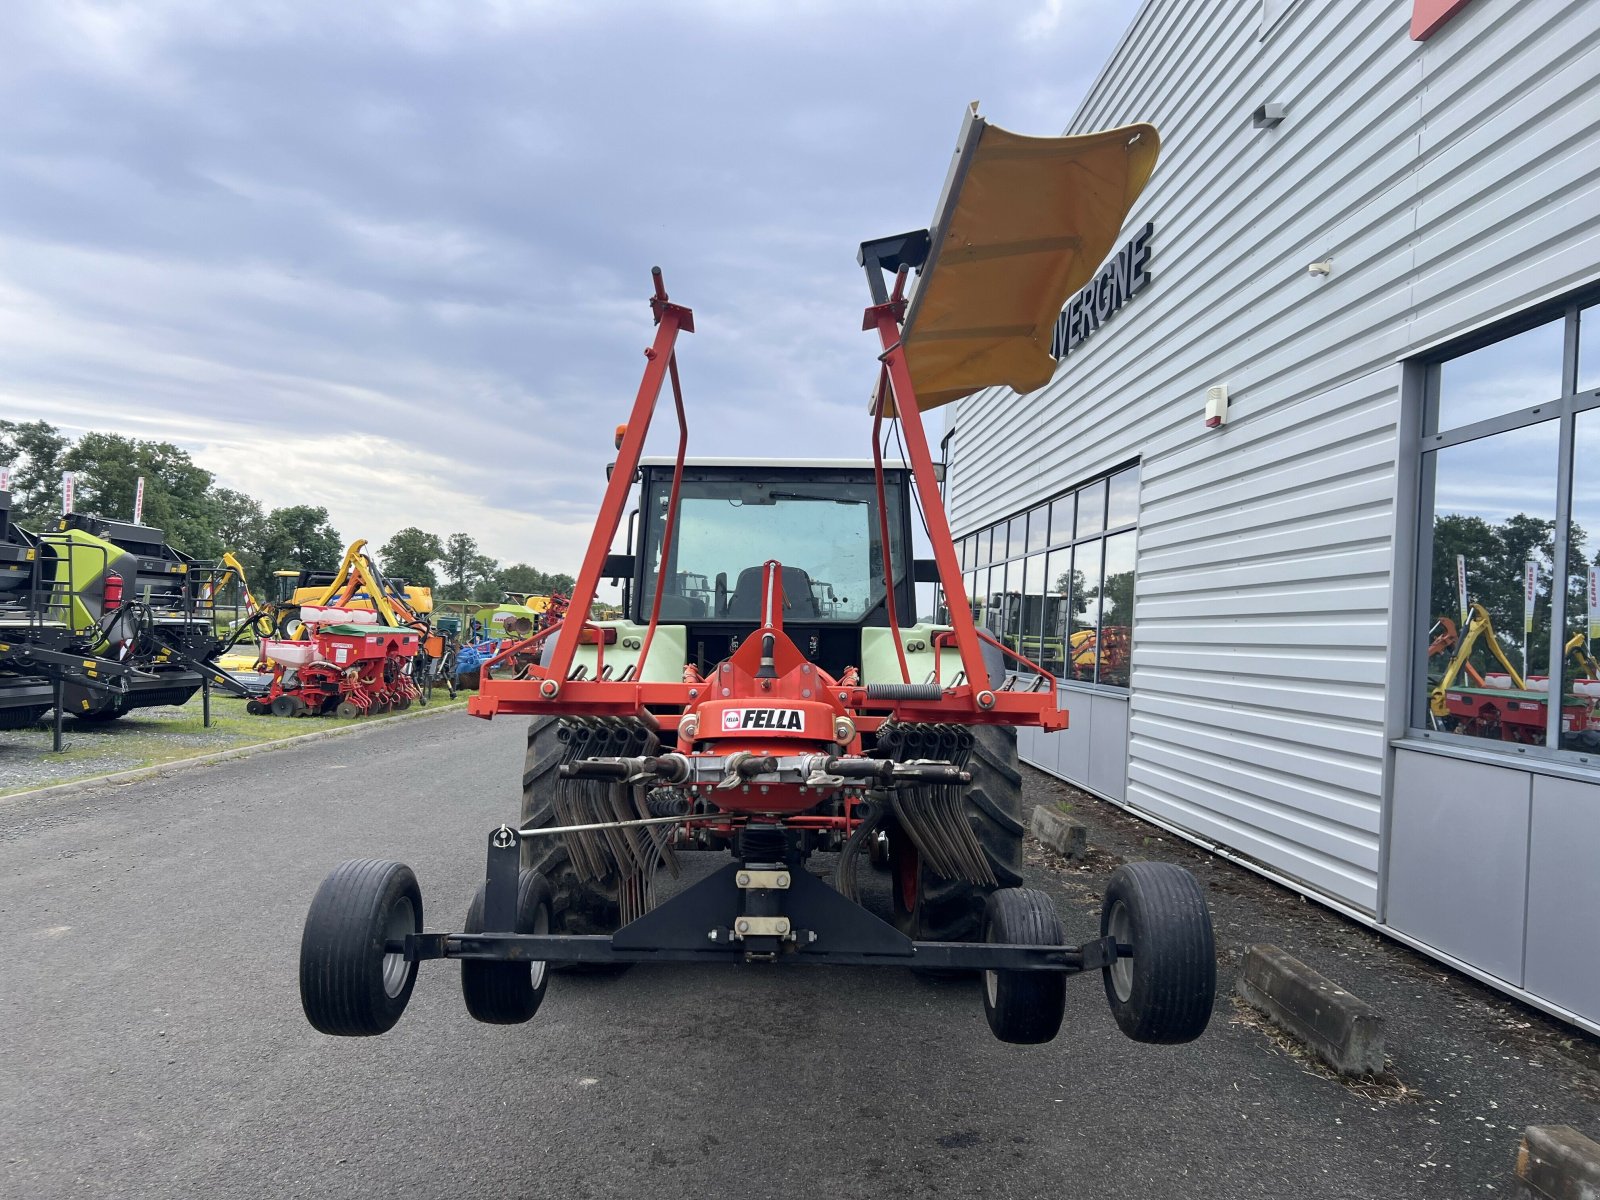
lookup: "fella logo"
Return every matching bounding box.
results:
[721,708,805,732]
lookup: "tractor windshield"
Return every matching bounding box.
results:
[639,472,910,624]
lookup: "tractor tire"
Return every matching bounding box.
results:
[890,723,1025,948]
[521,715,630,976]
[461,869,553,1024]
[1100,862,1216,1044]
[982,887,1068,1044]
[299,859,422,1037]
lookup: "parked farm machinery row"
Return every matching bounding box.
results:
[0,489,270,749]
[1428,601,1600,751]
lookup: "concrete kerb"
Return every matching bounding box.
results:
[1515,1124,1600,1199]
[1030,803,1088,859]
[1234,943,1387,1077]
[0,701,468,808]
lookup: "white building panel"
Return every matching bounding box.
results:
[944,0,1600,916]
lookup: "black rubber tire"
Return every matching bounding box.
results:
[0,705,46,731]
[522,716,631,976]
[270,694,298,718]
[1100,862,1216,1044]
[890,724,1025,945]
[461,869,553,1024]
[300,859,423,1037]
[981,888,1068,1044]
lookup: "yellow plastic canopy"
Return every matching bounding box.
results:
[892,105,1160,414]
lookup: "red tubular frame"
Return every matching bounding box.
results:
[468,267,1063,733]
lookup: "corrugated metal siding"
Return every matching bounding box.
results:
[944,0,1600,913]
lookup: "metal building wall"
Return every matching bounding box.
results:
[946,0,1600,916]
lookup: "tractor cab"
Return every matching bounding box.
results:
[614,459,929,681]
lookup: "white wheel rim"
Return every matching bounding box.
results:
[529,902,550,989]
[382,895,415,998]
[1108,899,1133,1003]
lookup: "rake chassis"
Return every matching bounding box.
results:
[301,111,1216,1047]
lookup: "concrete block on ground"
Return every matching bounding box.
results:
[1030,805,1087,859]
[1515,1124,1600,1200]
[1234,943,1385,1077]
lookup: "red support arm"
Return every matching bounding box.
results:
[542,268,693,692]
[866,305,993,707]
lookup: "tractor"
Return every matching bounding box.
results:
[299,108,1217,1047]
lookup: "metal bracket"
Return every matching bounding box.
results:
[732,916,791,939]
[735,869,790,889]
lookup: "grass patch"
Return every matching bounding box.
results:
[1,690,468,798]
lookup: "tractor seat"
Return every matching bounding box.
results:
[656,593,706,620]
[726,566,818,621]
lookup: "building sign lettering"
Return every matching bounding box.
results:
[1050,221,1154,361]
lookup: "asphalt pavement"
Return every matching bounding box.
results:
[2,711,1597,1199]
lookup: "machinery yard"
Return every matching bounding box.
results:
[4,714,1596,1200]
[4,2,1600,1197]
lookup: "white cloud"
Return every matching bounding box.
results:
[0,0,1141,578]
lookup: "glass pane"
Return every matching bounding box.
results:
[1436,318,1564,433]
[1042,550,1071,676]
[1068,541,1103,683]
[1048,494,1075,547]
[1076,479,1107,539]
[1006,515,1026,561]
[1422,421,1559,746]
[966,571,981,626]
[1026,505,1050,553]
[1098,531,1136,686]
[988,524,1002,564]
[985,563,1008,641]
[1106,466,1140,530]
[640,474,907,622]
[1018,553,1045,668]
[1563,410,1600,750]
[1581,304,1600,395]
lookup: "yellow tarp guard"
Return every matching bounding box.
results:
[896,110,1160,413]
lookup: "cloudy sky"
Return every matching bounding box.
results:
[0,0,1139,574]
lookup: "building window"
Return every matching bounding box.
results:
[959,463,1139,688]
[1414,295,1600,757]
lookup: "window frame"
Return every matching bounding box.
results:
[1409,290,1600,763]
[955,460,1140,692]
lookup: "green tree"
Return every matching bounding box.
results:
[262,506,344,573]
[0,419,70,529]
[378,527,444,587]
[496,562,575,597]
[208,488,268,581]
[61,432,219,555]
[439,532,498,601]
